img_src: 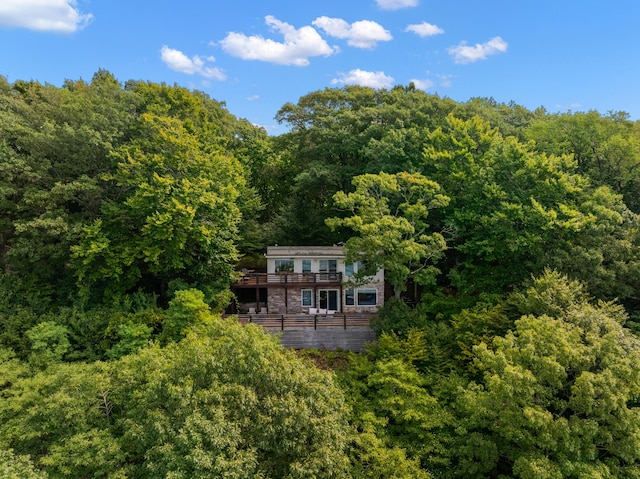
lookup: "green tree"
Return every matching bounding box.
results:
[0,314,352,478]
[527,110,640,212]
[71,112,245,301]
[453,96,542,141]
[327,171,449,297]
[270,85,456,244]
[341,333,451,476]
[0,449,47,479]
[449,271,640,478]
[25,321,70,368]
[1,72,266,310]
[422,114,640,303]
[0,71,135,302]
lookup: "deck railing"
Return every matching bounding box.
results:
[234,272,342,286]
[232,312,373,330]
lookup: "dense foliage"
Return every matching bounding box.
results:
[2,71,640,477]
[0,294,351,478]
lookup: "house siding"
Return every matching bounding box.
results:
[263,246,384,314]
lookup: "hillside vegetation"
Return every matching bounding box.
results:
[1,71,640,477]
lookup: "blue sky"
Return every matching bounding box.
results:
[1,1,639,134]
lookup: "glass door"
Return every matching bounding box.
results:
[319,290,339,311]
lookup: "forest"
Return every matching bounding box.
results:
[1,69,640,478]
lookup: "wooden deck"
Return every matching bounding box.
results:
[228,313,377,351]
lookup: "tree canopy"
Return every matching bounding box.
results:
[2,71,640,478]
[0,305,352,478]
[328,171,449,297]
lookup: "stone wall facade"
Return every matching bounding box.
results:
[266,283,384,314]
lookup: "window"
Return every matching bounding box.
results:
[301,289,313,307]
[345,263,355,277]
[357,289,377,306]
[302,259,311,273]
[275,259,294,272]
[346,261,371,278]
[345,289,355,306]
[319,259,337,273]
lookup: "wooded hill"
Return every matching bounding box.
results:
[1,70,640,478]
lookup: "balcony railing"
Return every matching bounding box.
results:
[234,272,342,286]
[232,312,374,330]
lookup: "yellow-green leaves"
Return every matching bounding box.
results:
[456,271,640,477]
[329,171,449,296]
[72,111,245,300]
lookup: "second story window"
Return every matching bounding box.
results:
[345,261,367,277]
[319,259,337,273]
[345,263,354,277]
[302,259,312,273]
[275,259,294,272]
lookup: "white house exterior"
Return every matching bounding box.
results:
[232,246,385,314]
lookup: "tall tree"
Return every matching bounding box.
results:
[422,114,640,303]
[327,171,449,297]
[0,71,135,301]
[449,271,640,478]
[526,110,640,212]
[0,306,352,478]
[71,112,245,301]
[271,85,456,244]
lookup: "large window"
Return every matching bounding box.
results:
[301,289,313,307]
[275,259,294,272]
[319,259,337,273]
[345,289,377,306]
[357,289,377,306]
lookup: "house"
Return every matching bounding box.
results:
[231,245,384,314]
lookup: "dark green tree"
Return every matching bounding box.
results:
[422,114,640,303]
[271,85,456,244]
[71,111,245,301]
[0,71,135,302]
[527,110,640,212]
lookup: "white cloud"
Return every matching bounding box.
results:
[555,102,582,111]
[438,74,453,88]
[331,69,394,89]
[160,46,226,81]
[247,95,260,101]
[0,0,92,33]
[409,78,434,90]
[448,36,508,64]
[219,15,337,66]
[312,16,392,49]
[375,0,418,10]
[405,22,444,37]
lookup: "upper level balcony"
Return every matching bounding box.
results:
[233,272,343,288]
